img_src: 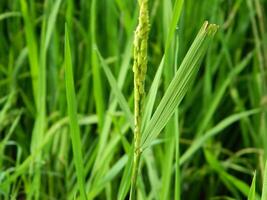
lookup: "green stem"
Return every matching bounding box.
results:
[130,147,141,199]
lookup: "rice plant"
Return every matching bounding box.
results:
[0,0,266,199]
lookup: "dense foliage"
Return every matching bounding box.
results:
[0,0,267,199]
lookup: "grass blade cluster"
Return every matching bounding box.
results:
[141,22,219,149]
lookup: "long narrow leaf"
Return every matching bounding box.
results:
[261,160,267,200]
[64,24,87,200]
[142,57,164,131]
[248,172,256,200]
[141,22,218,149]
[96,49,134,131]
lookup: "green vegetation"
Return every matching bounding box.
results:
[0,0,267,199]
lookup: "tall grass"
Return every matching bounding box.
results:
[64,24,87,199]
[0,0,266,199]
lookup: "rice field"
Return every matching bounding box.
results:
[0,0,267,199]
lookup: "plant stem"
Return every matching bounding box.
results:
[130,0,150,199]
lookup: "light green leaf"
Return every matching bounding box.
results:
[261,160,267,200]
[141,22,219,149]
[64,23,87,200]
[248,171,256,200]
[96,49,134,131]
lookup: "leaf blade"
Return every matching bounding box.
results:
[141,22,219,149]
[64,23,87,200]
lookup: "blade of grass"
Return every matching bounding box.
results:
[248,171,256,200]
[141,22,219,149]
[142,0,184,129]
[0,111,21,167]
[44,0,62,52]
[261,160,267,200]
[88,155,128,199]
[143,149,161,199]
[20,0,39,106]
[174,31,181,200]
[0,91,15,131]
[90,0,105,130]
[89,39,134,186]
[164,0,184,51]
[96,49,134,130]
[0,12,21,21]
[160,0,179,196]
[64,23,87,200]
[142,57,164,130]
